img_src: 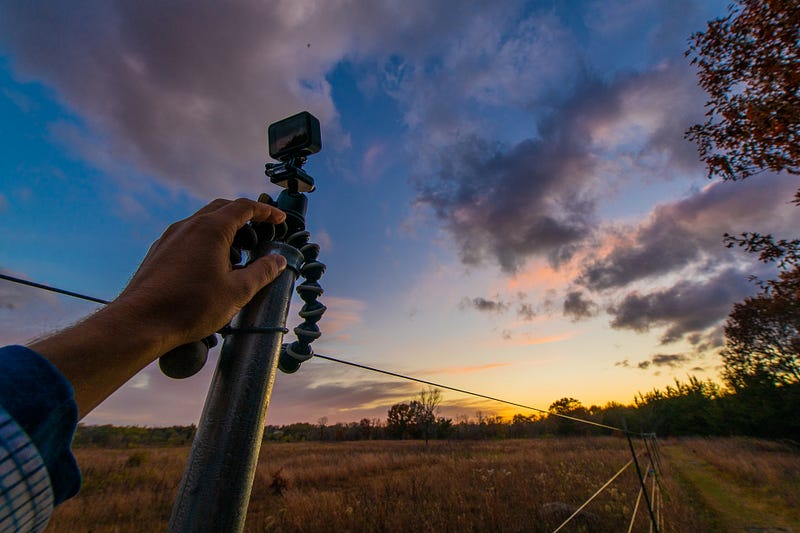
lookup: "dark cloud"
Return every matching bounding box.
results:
[414,63,707,273]
[607,267,757,344]
[579,175,799,291]
[630,353,691,371]
[688,327,725,351]
[622,353,693,370]
[460,297,509,314]
[562,291,599,321]
[650,353,690,368]
[517,303,536,321]
[416,132,596,272]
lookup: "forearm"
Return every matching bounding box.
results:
[29,301,173,419]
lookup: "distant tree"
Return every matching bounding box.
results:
[721,267,800,390]
[634,377,722,435]
[317,416,328,441]
[685,0,800,182]
[548,397,584,415]
[548,397,589,435]
[414,387,442,444]
[387,403,414,439]
[358,418,373,440]
[509,413,536,438]
[387,388,447,442]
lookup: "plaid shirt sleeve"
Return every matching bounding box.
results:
[0,345,81,532]
[0,406,53,533]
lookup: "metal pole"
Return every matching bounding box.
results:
[168,241,304,533]
[626,433,660,533]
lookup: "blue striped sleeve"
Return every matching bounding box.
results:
[0,345,81,508]
[0,406,53,533]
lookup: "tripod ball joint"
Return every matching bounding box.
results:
[159,334,218,379]
[278,341,313,374]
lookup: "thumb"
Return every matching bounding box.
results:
[230,254,288,298]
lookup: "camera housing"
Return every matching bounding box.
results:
[268,111,322,162]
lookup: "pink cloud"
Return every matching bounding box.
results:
[417,362,512,376]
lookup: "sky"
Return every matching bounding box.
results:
[0,0,797,426]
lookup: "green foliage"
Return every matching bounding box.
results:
[72,424,196,448]
[547,397,591,435]
[633,377,722,435]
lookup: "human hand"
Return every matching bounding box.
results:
[110,198,287,354]
[30,198,288,417]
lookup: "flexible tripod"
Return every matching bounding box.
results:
[162,112,325,532]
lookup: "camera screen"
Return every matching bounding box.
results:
[270,115,309,157]
[268,111,321,160]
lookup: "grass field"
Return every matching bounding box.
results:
[47,437,798,532]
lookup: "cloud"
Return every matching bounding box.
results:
[494,333,572,347]
[0,1,580,200]
[412,61,707,273]
[290,295,365,344]
[0,1,491,196]
[418,362,511,376]
[650,353,690,367]
[269,359,419,422]
[630,353,691,371]
[460,297,508,314]
[384,6,578,142]
[360,143,388,183]
[517,303,536,321]
[0,2,345,195]
[607,267,757,344]
[579,175,800,291]
[562,291,599,322]
[312,229,333,253]
[572,173,800,348]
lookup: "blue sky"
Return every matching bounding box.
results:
[1,0,797,426]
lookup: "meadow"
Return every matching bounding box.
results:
[47,437,799,532]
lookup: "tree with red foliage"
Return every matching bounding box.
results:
[686,0,800,182]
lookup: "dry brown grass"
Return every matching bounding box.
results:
[48,437,791,532]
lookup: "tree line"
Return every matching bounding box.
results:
[72,375,799,448]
